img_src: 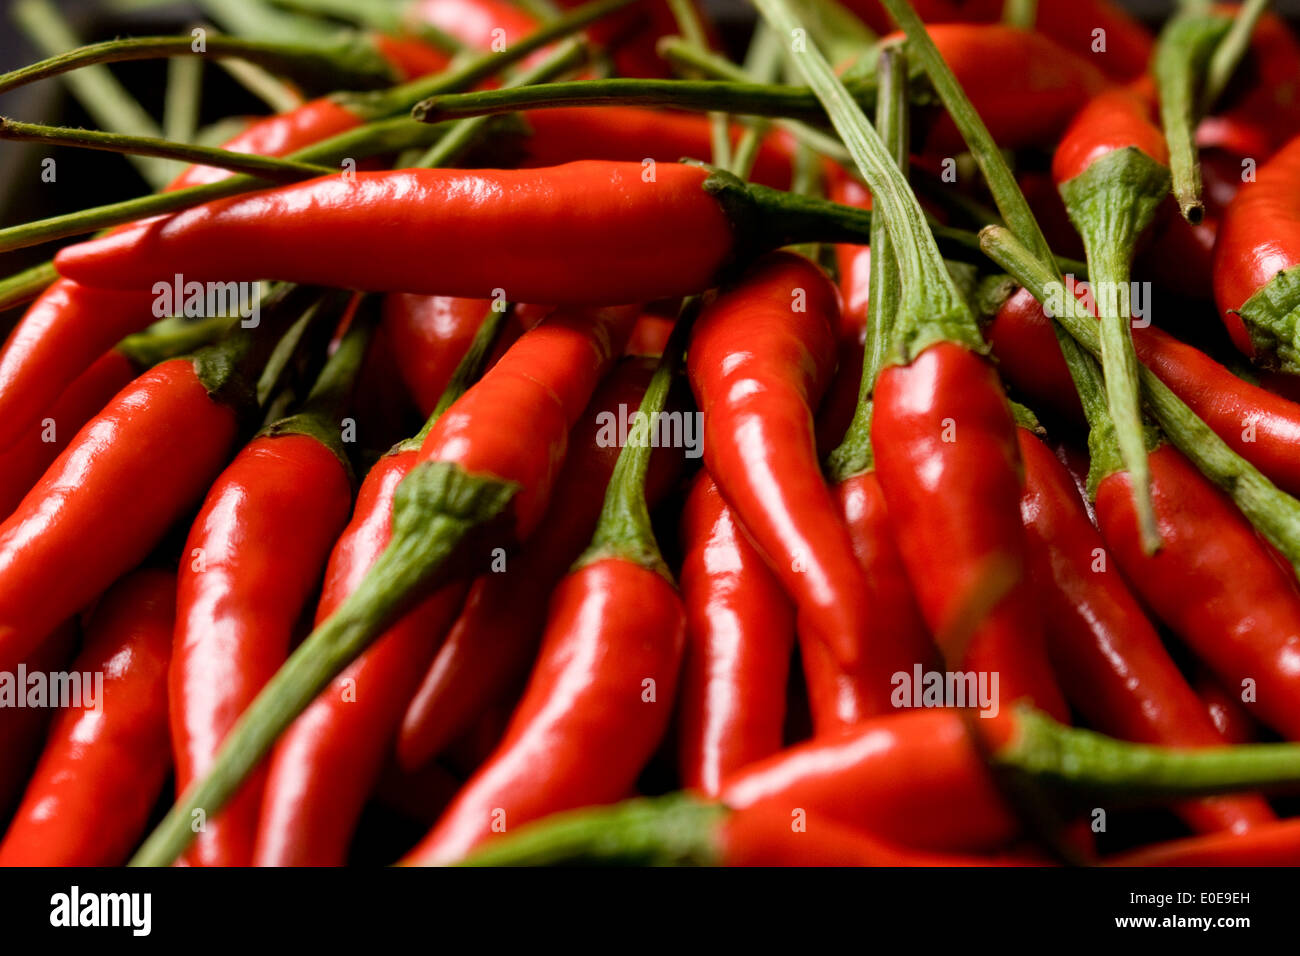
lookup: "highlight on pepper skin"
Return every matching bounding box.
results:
[2,0,1300,887]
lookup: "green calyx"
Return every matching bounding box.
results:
[1153,11,1233,223]
[1060,146,1171,554]
[997,704,1300,802]
[131,460,517,867]
[115,314,236,372]
[1234,266,1300,375]
[454,794,726,867]
[578,307,693,579]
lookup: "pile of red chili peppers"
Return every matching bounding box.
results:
[4,0,1300,870]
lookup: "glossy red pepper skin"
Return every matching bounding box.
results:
[0,98,364,453]
[416,305,640,537]
[252,450,471,867]
[1108,818,1300,866]
[1018,428,1274,834]
[987,286,1300,497]
[720,801,1042,866]
[690,252,927,689]
[519,108,794,189]
[1095,444,1300,741]
[817,470,932,732]
[382,298,548,418]
[55,163,737,306]
[397,356,678,770]
[678,473,794,797]
[409,0,541,52]
[1196,668,1257,745]
[844,1,1151,81]
[0,622,76,821]
[171,433,353,867]
[720,708,1020,853]
[881,25,1109,155]
[0,349,136,520]
[0,358,240,674]
[0,571,174,867]
[871,342,1067,719]
[1052,86,1169,183]
[1213,135,1300,358]
[402,558,686,865]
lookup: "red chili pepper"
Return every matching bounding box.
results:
[170,323,367,867]
[1197,9,1300,157]
[0,97,363,453]
[518,107,795,189]
[677,472,794,797]
[625,312,675,356]
[881,25,1110,155]
[688,252,932,697]
[407,0,542,52]
[402,317,688,866]
[370,33,453,80]
[1017,425,1274,834]
[1108,818,1300,866]
[1195,668,1258,745]
[0,621,76,821]
[0,571,174,867]
[871,341,1067,719]
[986,285,1300,497]
[1094,442,1300,741]
[397,355,680,771]
[1213,134,1300,366]
[843,0,1152,81]
[0,315,232,521]
[53,162,893,304]
[0,357,239,674]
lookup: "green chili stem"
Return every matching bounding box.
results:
[114,313,237,370]
[195,0,352,46]
[981,225,1300,576]
[666,0,731,168]
[826,46,907,482]
[753,0,979,362]
[454,794,724,867]
[411,39,585,168]
[0,118,334,182]
[130,459,518,867]
[272,0,466,53]
[1199,0,1270,115]
[1001,0,1037,29]
[656,36,853,164]
[163,56,202,145]
[876,0,1054,267]
[582,304,695,577]
[412,74,874,124]
[1154,11,1233,223]
[0,260,58,312]
[0,31,399,98]
[214,55,305,112]
[729,24,786,178]
[1000,705,1300,799]
[795,0,879,65]
[13,0,175,187]
[0,116,454,253]
[346,0,636,118]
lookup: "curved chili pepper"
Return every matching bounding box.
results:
[986,285,1300,497]
[170,324,367,867]
[54,162,905,304]
[688,252,931,693]
[0,571,174,867]
[871,341,1067,719]
[1108,818,1300,866]
[396,355,680,770]
[135,305,639,867]
[0,315,232,521]
[0,353,242,674]
[1213,134,1300,369]
[1094,442,1300,742]
[402,318,688,866]
[625,312,675,356]
[677,472,794,797]
[0,96,364,454]
[0,622,76,821]
[1017,425,1274,834]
